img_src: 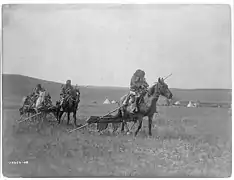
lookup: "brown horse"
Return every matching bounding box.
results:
[56,89,80,126]
[118,77,173,137]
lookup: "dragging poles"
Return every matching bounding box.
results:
[95,105,124,119]
[69,104,124,133]
[68,122,89,133]
[17,112,42,123]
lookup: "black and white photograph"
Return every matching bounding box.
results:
[1,2,232,178]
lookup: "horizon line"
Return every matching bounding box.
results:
[2,73,232,91]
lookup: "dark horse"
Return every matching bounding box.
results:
[19,95,36,117]
[118,77,173,137]
[56,89,80,126]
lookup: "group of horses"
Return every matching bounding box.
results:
[19,88,81,126]
[19,77,173,137]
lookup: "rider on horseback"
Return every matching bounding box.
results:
[31,84,45,108]
[123,69,149,113]
[59,80,74,110]
[33,84,45,96]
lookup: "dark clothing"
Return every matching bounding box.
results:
[60,84,73,96]
[59,84,74,109]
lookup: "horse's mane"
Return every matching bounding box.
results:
[147,83,157,96]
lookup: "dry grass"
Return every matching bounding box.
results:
[2,106,232,178]
[2,75,231,177]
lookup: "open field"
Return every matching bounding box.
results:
[2,74,232,177]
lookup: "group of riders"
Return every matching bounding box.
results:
[24,69,149,114]
[25,80,80,112]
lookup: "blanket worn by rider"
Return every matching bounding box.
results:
[60,84,74,106]
[124,70,149,113]
[29,87,46,110]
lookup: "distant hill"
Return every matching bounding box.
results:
[2,74,129,105]
[2,74,232,106]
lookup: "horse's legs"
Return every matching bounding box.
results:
[121,121,125,132]
[148,115,153,136]
[67,112,70,125]
[73,110,77,126]
[112,123,120,133]
[135,118,143,137]
[120,109,126,133]
[58,111,63,124]
[124,121,131,134]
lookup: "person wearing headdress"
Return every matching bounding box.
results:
[123,69,149,113]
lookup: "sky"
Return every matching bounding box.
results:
[2,4,232,89]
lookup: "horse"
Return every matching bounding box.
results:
[118,77,173,137]
[19,95,37,117]
[55,89,80,126]
[19,92,55,121]
[39,92,58,119]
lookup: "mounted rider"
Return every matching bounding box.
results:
[33,84,45,96]
[31,84,46,108]
[123,69,149,113]
[59,80,74,110]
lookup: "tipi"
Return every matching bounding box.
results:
[103,98,111,104]
[111,100,117,104]
[174,101,180,106]
[187,101,194,108]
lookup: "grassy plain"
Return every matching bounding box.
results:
[2,74,232,177]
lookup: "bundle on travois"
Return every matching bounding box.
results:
[85,107,123,131]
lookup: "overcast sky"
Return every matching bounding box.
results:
[3,4,232,89]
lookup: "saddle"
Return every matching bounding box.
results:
[124,89,147,114]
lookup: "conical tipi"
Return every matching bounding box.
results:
[174,101,180,105]
[187,101,194,107]
[103,98,111,104]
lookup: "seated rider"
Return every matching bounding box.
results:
[34,84,45,95]
[123,69,149,113]
[31,84,45,107]
[59,80,74,108]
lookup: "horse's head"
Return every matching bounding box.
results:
[19,107,24,115]
[19,96,30,115]
[21,96,31,106]
[21,96,27,106]
[46,93,51,99]
[70,89,80,103]
[150,77,173,100]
